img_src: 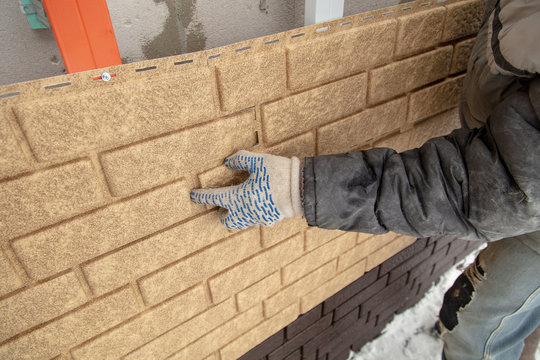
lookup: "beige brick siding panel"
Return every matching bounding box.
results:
[261,131,317,159]
[0,112,30,179]
[373,131,413,153]
[237,272,281,312]
[408,75,465,124]
[317,97,408,155]
[442,0,486,42]
[368,46,453,105]
[220,302,299,360]
[123,298,236,360]
[12,180,193,280]
[208,234,303,303]
[394,7,446,58]
[260,215,306,248]
[366,235,418,271]
[12,68,217,162]
[408,108,462,148]
[337,238,373,272]
[0,272,87,342]
[216,49,286,112]
[199,164,250,190]
[0,287,138,360]
[82,212,231,296]
[70,286,207,360]
[336,232,398,272]
[282,233,356,286]
[301,259,366,313]
[305,227,346,252]
[261,73,367,145]
[169,305,263,360]
[100,110,256,197]
[287,20,396,90]
[451,38,476,74]
[264,260,336,318]
[0,159,103,241]
[0,249,22,296]
[138,228,261,306]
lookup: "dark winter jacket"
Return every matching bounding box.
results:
[302,0,540,245]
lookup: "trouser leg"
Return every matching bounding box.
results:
[439,232,540,360]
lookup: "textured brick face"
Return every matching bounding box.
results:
[216,49,286,112]
[0,159,103,240]
[395,7,445,57]
[287,20,396,90]
[101,110,257,196]
[442,0,486,42]
[12,180,193,279]
[408,75,464,124]
[0,1,476,358]
[451,38,476,74]
[0,112,29,179]
[0,250,21,296]
[261,73,367,145]
[317,97,408,154]
[13,68,217,162]
[369,46,453,105]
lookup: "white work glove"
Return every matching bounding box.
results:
[190,150,303,230]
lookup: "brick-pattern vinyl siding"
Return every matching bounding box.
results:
[0,0,485,358]
[239,237,480,360]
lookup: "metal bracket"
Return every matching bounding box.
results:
[20,0,50,29]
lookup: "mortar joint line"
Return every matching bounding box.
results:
[73,265,94,299]
[4,107,40,167]
[90,153,115,201]
[130,281,147,311]
[1,243,31,286]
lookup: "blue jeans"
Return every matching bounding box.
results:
[439,231,540,360]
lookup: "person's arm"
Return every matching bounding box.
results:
[303,79,540,241]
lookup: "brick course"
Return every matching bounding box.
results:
[0,0,485,358]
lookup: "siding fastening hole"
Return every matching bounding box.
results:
[135,66,157,72]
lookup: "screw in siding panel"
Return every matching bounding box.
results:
[101,72,112,82]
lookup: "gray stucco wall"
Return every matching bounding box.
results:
[0,0,407,86]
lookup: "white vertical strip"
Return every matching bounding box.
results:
[304,0,345,26]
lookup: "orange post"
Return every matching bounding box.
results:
[42,0,122,73]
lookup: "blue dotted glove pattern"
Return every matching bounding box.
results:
[190,153,282,230]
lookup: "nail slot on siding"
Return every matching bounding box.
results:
[174,59,194,65]
[0,92,21,99]
[209,54,221,59]
[340,21,352,26]
[135,66,157,72]
[291,33,305,38]
[362,16,374,21]
[44,82,71,90]
[382,11,394,16]
[235,46,252,53]
[316,26,330,32]
[265,39,280,45]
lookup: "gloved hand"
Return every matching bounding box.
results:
[190,150,303,230]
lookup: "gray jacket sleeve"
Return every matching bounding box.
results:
[302,79,540,242]
[302,0,540,242]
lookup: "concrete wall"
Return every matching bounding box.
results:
[0,0,484,358]
[0,0,409,86]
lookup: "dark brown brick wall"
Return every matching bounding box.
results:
[239,237,480,360]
